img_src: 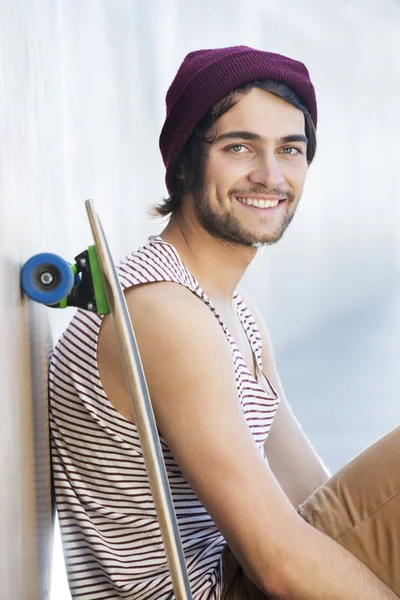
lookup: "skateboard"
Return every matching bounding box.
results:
[21,199,193,600]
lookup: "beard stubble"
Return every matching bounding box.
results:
[192,186,299,247]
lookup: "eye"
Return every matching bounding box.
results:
[225,144,249,153]
[281,146,302,156]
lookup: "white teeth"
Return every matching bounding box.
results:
[237,197,279,208]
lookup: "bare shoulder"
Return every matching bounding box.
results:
[125,281,213,323]
[123,281,231,353]
[97,281,236,421]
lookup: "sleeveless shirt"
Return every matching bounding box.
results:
[49,236,280,600]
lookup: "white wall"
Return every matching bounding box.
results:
[1,1,399,598]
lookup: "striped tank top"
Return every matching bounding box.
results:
[49,235,280,600]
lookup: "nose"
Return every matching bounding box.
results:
[248,152,285,189]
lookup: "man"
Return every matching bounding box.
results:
[49,46,399,599]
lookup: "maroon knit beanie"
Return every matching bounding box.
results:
[159,45,317,192]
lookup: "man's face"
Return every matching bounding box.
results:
[191,88,309,247]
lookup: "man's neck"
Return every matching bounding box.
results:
[160,213,257,304]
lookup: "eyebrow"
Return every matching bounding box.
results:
[213,130,308,146]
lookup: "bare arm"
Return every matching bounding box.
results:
[266,395,330,507]
[238,289,330,506]
[98,282,397,600]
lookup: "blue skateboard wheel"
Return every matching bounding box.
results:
[21,253,74,305]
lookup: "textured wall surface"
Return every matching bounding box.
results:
[0,1,399,599]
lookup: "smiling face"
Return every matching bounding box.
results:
[190,88,309,247]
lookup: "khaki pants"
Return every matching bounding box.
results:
[222,426,400,598]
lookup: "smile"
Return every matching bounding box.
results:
[235,197,284,209]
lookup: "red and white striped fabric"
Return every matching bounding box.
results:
[49,236,280,600]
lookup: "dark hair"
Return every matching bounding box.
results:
[152,80,317,218]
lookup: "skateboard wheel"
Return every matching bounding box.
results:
[21,253,74,305]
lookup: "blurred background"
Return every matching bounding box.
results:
[0,1,399,599]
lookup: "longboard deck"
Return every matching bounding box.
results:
[85,200,193,600]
